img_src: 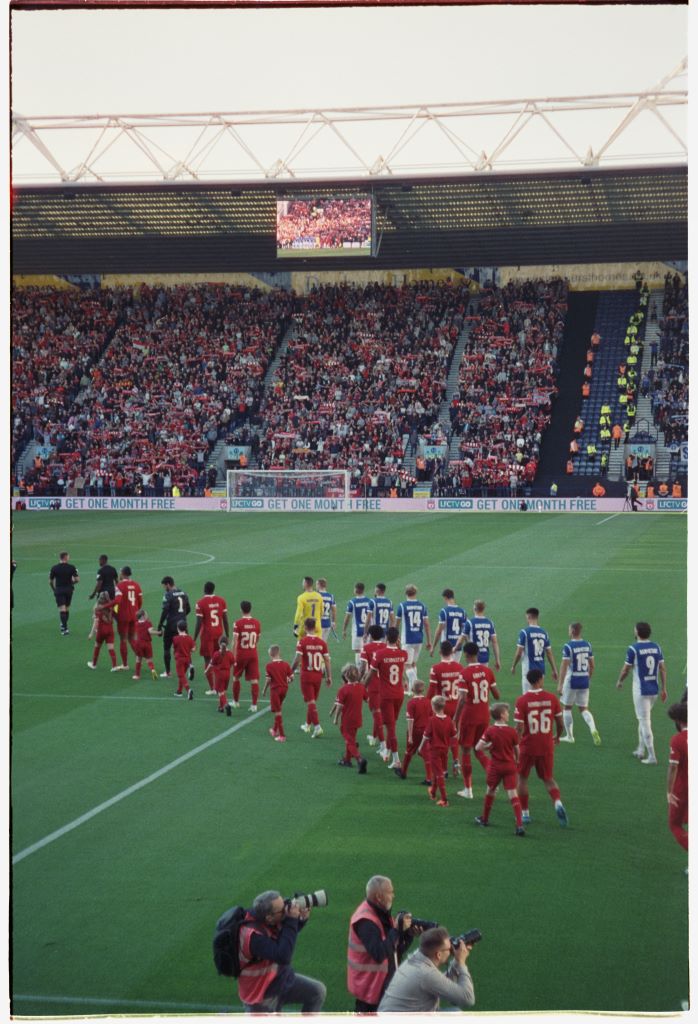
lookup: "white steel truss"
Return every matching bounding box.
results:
[11,60,687,185]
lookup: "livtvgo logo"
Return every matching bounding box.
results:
[230,498,265,509]
[27,498,53,509]
[437,498,474,510]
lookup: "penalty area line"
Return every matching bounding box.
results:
[12,708,268,866]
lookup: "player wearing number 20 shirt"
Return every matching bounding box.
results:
[233,601,262,708]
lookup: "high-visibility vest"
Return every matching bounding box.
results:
[587,444,597,456]
[600,428,611,441]
[347,901,394,1004]
[238,917,280,1005]
[612,425,622,440]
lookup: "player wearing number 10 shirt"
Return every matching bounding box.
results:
[194,582,230,669]
[292,618,332,738]
[395,585,431,694]
[232,601,262,710]
[511,607,557,693]
[514,669,568,827]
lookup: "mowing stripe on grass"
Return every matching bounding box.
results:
[13,692,268,704]
[12,708,268,866]
[13,994,231,1012]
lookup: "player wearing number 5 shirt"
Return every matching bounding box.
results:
[514,669,567,827]
[233,601,262,711]
[511,607,557,693]
[616,621,667,765]
[194,581,230,675]
[558,622,601,746]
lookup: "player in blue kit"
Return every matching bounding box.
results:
[395,584,431,693]
[316,577,336,643]
[430,589,467,662]
[342,582,372,668]
[511,607,558,693]
[366,582,394,634]
[616,621,667,765]
[461,600,501,671]
[557,622,601,745]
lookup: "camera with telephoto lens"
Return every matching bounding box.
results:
[284,889,328,912]
[396,911,438,932]
[450,928,482,948]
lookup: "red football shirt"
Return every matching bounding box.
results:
[233,616,261,656]
[196,595,228,638]
[335,683,366,727]
[428,660,467,710]
[209,648,235,683]
[371,645,409,700]
[459,664,498,725]
[173,633,195,663]
[514,689,562,756]
[482,723,518,771]
[360,640,387,671]
[296,635,329,682]
[406,694,432,733]
[423,713,457,752]
[115,580,143,623]
[134,616,153,646]
[669,729,688,799]
[265,660,293,691]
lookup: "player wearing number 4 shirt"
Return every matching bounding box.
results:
[430,590,467,663]
[511,607,557,693]
[292,618,332,738]
[343,582,372,668]
[194,582,230,681]
[113,567,143,671]
[616,621,667,765]
[453,642,500,798]
[557,622,601,745]
[514,669,568,827]
[395,585,431,694]
[232,601,262,711]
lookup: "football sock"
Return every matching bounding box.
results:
[219,692,227,710]
[134,658,142,676]
[406,666,417,691]
[518,792,529,812]
[120,639,128,665]
[581,709,597,734]
[482,794,494,821]
[275,714,285,738]
[548,786,561,803]
[372,712,384,742]
[639,721,655,759]
[462,753,473,787]
[251,683,260,706]
[670,823,689,850]
[108,649,117,667]
[510,795,523,827]
[401,752,412,775]
[147,659,155,672]
[354,653,363,670]
[92,645,100,665]
[563,709,574,738]
[60,611,68,629]
[232,679,241,703]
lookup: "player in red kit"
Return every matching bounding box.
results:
[194,581,229,685]
[359,624,387,757]
[514,669,567,826]
[292,618,332,738]
[418,695,456,806]
[172,620,195,699]
[232,601,262,711]
[453,642,500,799]
[132,608,158,680]
[475,703,525,834]
[331,664,368,773]
[364,626,408,770]
[667,702,688,855]
[396,679,431,784]
[87,591,118,671]
[428,641,466,777]
[263,644,293,741]
[207,636,236,714]
[113,566,143,670]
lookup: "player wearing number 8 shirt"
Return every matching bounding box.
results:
[158,576,191,678]
[194,582,230,680]
[514,669,568,826]
[511,607,557,693]
[453,642,500,799]
[233,601,262,711]
[292,619,333,738]
[365,626,409,771]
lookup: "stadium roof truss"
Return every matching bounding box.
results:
[11,59,687,184]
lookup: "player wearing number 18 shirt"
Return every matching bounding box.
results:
[453,642,500,798]
[395,585,431,694]
[558,622,600,745]
[292,618,332,738]
[233,601,262,710]
[616,621,667,765]
[511,607,557,693]
[514,669,567,826]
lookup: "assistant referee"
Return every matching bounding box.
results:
[49,551,80,635]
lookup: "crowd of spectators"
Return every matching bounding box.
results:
[251,280,471,495]
[14,283,295,496]
[650,275,688,447]
[277,198,372,250]
[439,278,568,495]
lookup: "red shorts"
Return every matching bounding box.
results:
[235,652,259,681]
[300,677,322,703]
[117,618,136,639]
[669,796,688,829]
[430,749,448,776]
[518,752,554,781]
[367,682,382,712]
[445,699,459,719]
[96,623,114,644]
[270,687,288,712]
[486,764,518,790]
[459,718,487,748]
[199,632,223,660]
[215,673,231,694]
[134,641,153,660]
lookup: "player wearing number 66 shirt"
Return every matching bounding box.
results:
[232,601,262,711]
[514,669,568,827]
[511,607,557,693]
[194,581,230,676]
[292,618,332,738]
[453,642,500,799]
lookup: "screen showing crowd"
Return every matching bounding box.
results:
[276,196,373,257]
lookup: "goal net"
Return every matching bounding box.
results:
[227,469,351,502]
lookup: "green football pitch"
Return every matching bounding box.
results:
[10,510,688,1016]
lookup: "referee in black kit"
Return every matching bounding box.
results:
[49,552,80,635]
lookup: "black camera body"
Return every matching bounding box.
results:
[451,928,482,947]
[396,911,438,931]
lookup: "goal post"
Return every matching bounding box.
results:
[227,469,351,504]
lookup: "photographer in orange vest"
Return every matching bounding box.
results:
[348,875,418,1011]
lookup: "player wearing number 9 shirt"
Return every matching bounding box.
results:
[233,601,262,711]
[616,621,667,765]
[514,669,568,827]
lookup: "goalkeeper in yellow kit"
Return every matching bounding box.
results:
[294,577,323,637]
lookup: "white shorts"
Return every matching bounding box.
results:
[560,681,590,708]
[321,627,331,643]
[404,644,422,667]
[351,635,364,653]
[632,681,657,721]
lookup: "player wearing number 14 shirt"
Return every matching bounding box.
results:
[514,669,568,827]
[232,601,262,711]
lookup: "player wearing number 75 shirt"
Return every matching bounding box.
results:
[514,669,568,827]
[194,581,230,679]
[232,601,262,711]
[511,607,557,693]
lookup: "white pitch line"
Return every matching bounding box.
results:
[596,513,622,525]
[12,994,230,1012]
[12,708,268,865]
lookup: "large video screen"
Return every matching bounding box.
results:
[276,195,373,257]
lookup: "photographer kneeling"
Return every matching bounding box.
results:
[237,890,326,1013]
[378,926,475,1012]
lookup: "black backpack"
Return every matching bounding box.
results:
[213,905,248,977]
